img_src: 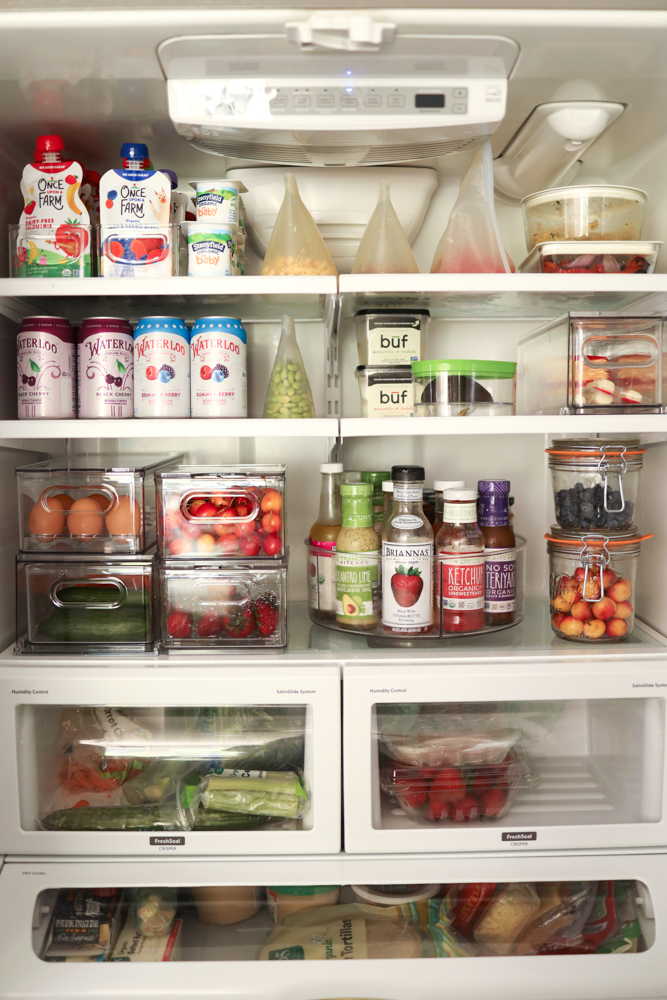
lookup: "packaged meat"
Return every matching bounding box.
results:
[43,888,123,961]
[514,882,596,955]
[473,883,541,955]
[540,880,642,955]
[518,240,661,274]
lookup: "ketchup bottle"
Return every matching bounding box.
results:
[435,488,485,633]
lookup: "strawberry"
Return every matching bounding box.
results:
[452,793,480,822]
[253,596,279,636]
[167,611,192,638]
[390,566,423,608]
[221,605,255,638]
[196,612,223,638]
[468,773,494,793]
[398,787,427,810]
[424,799,449,822]
[430,767,467,804]
[481,787,506,818]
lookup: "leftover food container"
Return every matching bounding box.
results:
[521,185,647,251]
[192,886,261,925]
[16,551,154,654]
[412,360,516,417]
[547,527,651,642]
[355,310,429,366]
[17,454,177,554]
[518,240,661,274]
[156,465,285,559]
[267,886,341,924]
[158,558,287,650]
[517,313,665,415]
[355,365,414,417]
[380,746,536,825]
[350,885,440,907]
[547,439,644,532]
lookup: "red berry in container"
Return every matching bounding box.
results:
[429,767,467,804]
[167,611,192,638]
[425,799,449,822]
[482,787,506,818]
[262,533,282,556]
[451,793,480,822]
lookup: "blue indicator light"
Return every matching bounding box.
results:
[346,70,353,76]
[345,87,353,93]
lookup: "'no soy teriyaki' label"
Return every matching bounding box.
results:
[484,548,516,613]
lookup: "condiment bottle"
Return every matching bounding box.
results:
[432,479,466,537]
[361,470,390,537]
[308,463,344,621]
[381,480,394,535]
[477,480,516,626]
[382,465,434,635]
[335,483,380,630]
[435,488,485,633]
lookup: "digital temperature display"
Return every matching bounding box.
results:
[415,94,445,109]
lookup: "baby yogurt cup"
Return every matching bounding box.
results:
[191,180,240,225]
[186,223,236,277]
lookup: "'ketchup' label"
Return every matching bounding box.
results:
[438,551,485,611]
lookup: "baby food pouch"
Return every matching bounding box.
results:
[17,134,91,278]
[99,142,173,278]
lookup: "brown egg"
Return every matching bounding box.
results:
[88,492,112,513]
[52,493,74,511]
[28,495,65,537]
[68,497,104,537]
[105,495,141,536]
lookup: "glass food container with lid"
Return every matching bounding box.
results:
[521,185,647,251]
[547,439,645,532]
[546,527,652,643]
[412,360,516,417]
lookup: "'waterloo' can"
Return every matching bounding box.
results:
[133,316,190,418]
[17,316,75,420]
[77,317,134,419]
[190,316,247,418]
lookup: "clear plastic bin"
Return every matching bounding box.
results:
[546,527,651,642]
[355,365,414,417]
[517,313,666,415]
[355,310,429,366]
[379,745,536,825]
[518,240,661,274]
[8,224,94,278]
[158,559,287,650]
[521,185,647,251]
[16,454,178,554]
[412,360,516,417]
[156,466,286,559]
[547,439,644,532]
[97,224,180,277]
[16,552,154,654]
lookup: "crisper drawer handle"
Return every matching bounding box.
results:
[50,576,129,609]
[39,483,119,515]
[192,579,251,607]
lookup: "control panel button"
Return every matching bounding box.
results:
[317,95,335,108]
[364,95,382,108]
[340,96,358,108]
[293,95,311,109]
[387,95,405,108]
[270,96,288,110]
[452,103,467,114]
[453,88,468,99]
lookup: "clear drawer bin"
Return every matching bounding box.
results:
[158,559,287,650]
[16,552,154,653]
[517,313,666,415]
[547,439,644,532]
[156,465,286,559]
[17,453,178,553]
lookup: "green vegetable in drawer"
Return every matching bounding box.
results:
[55,584,148,607]
[202,768,309,819]
[217,735,306,772]
[39,607,150,642]
[41,805,181,831]
[192,809,274,831]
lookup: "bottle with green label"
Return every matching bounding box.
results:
[335,483,380,630]
[361,470,390,537]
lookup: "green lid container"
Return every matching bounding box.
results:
[411,359,516,378]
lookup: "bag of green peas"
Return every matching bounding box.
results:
[264,315,316,419]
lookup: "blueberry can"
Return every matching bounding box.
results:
[190,316,247,418]
[133,316,190,418]
[78,317,134,419]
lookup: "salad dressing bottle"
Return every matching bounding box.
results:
[382,465,434,635]
[335,483,380,630]
[478,479,516,626]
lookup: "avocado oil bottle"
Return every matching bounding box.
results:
[335,483,380,630]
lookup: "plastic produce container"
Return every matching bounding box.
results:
[412,360,516,417]
[379,746,536,825]
[158,558,287,650]
[16,454,178,554]
[355,310,429,366]
[521,185,647,251]
[517,313,666,415]
[355,365,414,417]
[518,240,661,274]
[16,552,154,654]
[156,465,286,559]
[547,527,651,642]
[547,439,644,532]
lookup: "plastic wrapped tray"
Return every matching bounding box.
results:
[518,241,661,274]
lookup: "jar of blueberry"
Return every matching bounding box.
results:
[547,439,644,532]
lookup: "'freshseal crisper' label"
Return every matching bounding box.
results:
[382,540,433,630]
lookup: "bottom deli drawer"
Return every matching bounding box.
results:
[0,854,663,1000]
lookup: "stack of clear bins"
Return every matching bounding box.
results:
[14,454,179,654]
[155,465,288,651]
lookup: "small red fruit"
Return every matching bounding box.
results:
[262,533,282,556]
[253,596,279,636]
[167,611,192,638]
[429,767,467,804]
[193,501,218,518]
[262,511,281,534]
[424,799,449,822]
[168,537,191,556]
[240,533,263,556]
[217,533,240,553]
[196,612,223,637]
[451,793,480,822]
[221,605,255,638]
[260,489,283,513]
[398,786,428,810]
[181,522,202,540]
[482,787,506,818]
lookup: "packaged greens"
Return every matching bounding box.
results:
[261,173,337,276]
[131,888,178,938]
[263,315,316,419]
[352,181,419,274]
[201,767,310,819]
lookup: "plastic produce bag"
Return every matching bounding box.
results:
[514,882,596,955]
[430,140,512,274]
[352,181,419,274]
[264,314,316,418]
[201,767,310,819]
[261,173,337,276]
[55,707,150,795]
[131,888,178,937]
[540,881,641,955]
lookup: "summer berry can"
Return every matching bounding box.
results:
[77,317,134,419]
[17,316,76,419]
[133,316,190,418]
[190,316,247,418]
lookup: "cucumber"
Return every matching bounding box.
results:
[56,585,148,607]
[193,809,273,831]
[41,806,180,831]
[39,607,150,642]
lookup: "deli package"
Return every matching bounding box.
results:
[43,888,124,961]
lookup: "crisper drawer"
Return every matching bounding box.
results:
[0,664,340,855]
[0,854,663,1000]
[343,661,667,853]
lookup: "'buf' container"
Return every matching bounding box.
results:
[17,316,76,420]
[77,317,134,419]
[133,316,190,418]
[190,316,247,418]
